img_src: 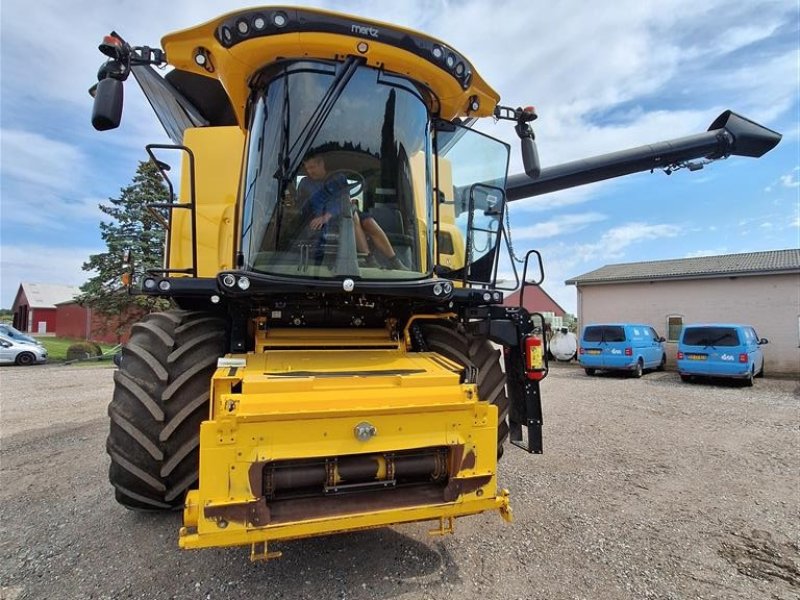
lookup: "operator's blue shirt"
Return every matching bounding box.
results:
[297,174,348,218]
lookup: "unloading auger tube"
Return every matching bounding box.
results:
[88,5,781,560]
[505,110,781,201]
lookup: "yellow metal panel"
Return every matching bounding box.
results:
[180,493,510,550]
[257,327,401,349]
[408,151,431,272]
[204,407,487,463]
[180,341,509,552]
[434,156,465,271]
[168,126,244,276]
[211,348,467,414]
[183,402,503,550]
[161,7,500,124]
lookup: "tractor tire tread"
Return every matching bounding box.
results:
[418,321,509,458]
[131,321,175,348]
[106,309,224,511]
[109,408,164,461]
[123,341,169,382]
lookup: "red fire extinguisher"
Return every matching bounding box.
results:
[525,334,545,380]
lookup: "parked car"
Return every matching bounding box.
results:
[579,323,666,377]
[0,323,41,346]
[0,335,48,365]
[677,323,767,386]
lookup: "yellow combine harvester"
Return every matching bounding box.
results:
[89,6,780,560]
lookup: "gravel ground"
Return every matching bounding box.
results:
[1,362,798,600]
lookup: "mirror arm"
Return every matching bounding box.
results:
[494,104,541,179]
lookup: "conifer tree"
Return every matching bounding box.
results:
[78,160,169,317]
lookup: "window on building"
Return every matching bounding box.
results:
[667,315,683,342]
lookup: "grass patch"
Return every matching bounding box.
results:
[34,337,119,362]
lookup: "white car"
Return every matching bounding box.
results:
[0,323,40,345]
[0,335,48,365]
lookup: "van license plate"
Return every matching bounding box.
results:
[687,354,706,360]
[586,349,601,355]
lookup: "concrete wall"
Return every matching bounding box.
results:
[575,273,800,375]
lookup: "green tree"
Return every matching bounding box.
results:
[77,161,170,329]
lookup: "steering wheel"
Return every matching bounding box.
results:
[329,169,365,200]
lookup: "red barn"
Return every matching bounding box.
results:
[11,283,80,335]
[55,301,145,344]
[503,285,567,317]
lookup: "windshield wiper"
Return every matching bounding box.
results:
[277,56,363,182]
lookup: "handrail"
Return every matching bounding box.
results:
[145,144,198,277]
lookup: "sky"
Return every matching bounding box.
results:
[1,0,798,313]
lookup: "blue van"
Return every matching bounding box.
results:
[579,323,666,377]
[677,323,767,386]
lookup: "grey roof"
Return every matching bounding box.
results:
[17,283,81,308]
[565,249,800,285]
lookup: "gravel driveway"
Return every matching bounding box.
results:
[1,363,798,600]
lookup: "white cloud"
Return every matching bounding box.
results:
[764,166,800,193]
[524,221,685,313]
[779,167,800,188]
[508,182,614,213]
[685,248,728,258]
[511,212,607,240]
[695,49,799,123]
[0,244,102,308]
[1,184,106,230]
[584,222,682,259]
[789,206,800,230]
[0,130,109,231]
[1,130,87,191]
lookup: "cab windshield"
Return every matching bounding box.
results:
[240,60,432,280]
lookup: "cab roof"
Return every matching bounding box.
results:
[161,6,500,127]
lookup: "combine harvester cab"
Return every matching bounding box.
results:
[89,6,780,560]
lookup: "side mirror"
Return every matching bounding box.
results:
[92,77,124,131]
[520,136,541,179]
[658,336,666,343]
[759,338,769,345]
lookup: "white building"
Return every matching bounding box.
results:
[566,249,800,375]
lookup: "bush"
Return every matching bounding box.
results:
[66,342,102,361]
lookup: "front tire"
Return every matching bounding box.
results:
[15,352,35,366]
[418,321,509,459]
[106,310,225,510]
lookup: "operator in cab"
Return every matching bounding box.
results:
[298,151,409,270]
